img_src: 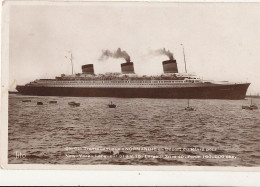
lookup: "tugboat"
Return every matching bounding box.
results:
[242,96,258,110]
[185,99,195,111]
[108,101,116,108]
[68,101,80,107]
[49,101,57,104]
[37,102,43,105]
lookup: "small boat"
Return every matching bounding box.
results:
[185,99,195,111]
[108,102,116,108]
[68,101,80,107]
[49,101,57,104]
[37,102,43,105]
[185,106,195,111]
[22,100,31,102]
[242,104,258,110]
[242,106,253,110]
[242,96,258,110]
[250,104,258,110]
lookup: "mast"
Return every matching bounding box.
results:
[188,99,190,107]
[181,44,187,73]
[71,52,73,75]
[65,51,74,75]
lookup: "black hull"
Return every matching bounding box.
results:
[16,83,250,100]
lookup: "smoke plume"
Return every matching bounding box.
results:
[150,48,174,60]
[99,48,131,62]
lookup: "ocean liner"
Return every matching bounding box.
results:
[16,55,250,100]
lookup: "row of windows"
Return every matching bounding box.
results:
[36,82,192,86]
[37,80,200,84]
[33,85,188,88]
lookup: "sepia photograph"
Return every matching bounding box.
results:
[1,1,260,170]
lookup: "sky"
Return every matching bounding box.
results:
[8,2,260,94]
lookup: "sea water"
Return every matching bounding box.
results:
[8,94,260,166]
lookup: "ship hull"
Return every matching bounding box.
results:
[16,83,250,100]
